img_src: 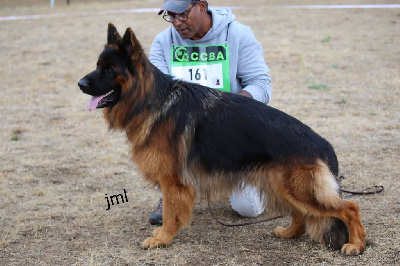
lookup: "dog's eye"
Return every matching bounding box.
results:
[104,67,114,74]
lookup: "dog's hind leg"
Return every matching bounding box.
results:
[329,200,366,255]
[270,161,366,255]
[307,200,365,255]
[273,211,306,239]
[141,179,195,249]
[306,162,366,255]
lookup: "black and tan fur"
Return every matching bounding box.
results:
[78,24,367,255]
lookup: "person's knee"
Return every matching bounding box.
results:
[229,185,265,218]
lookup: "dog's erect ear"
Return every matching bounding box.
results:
[107,23,122,45]
[122,27,142,62]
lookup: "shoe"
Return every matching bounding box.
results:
[229,183,265,218]
[149,198,163,225]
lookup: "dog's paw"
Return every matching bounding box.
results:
[341,243,364,256]
[272,226,286,238]
[141,237,169,249]
[152,227,162,237]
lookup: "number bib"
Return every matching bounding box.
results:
[170,45,231,92]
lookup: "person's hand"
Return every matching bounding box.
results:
[237,90,253,99]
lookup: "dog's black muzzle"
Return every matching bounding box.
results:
[78,78,88,88]
[78,77,97,96]
[78,78,89,92]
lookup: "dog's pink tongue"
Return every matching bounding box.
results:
[88,96,104,111]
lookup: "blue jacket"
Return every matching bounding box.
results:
[150,6,272,104]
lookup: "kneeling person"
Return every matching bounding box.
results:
[148,0,272,225]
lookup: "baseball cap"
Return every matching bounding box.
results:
[158,0,192,15]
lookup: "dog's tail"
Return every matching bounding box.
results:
[306,216,348,250]
[322,218,349,250]
[308,216,373,250]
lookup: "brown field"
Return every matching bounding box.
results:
[1,0,399,265]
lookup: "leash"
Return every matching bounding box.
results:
[342,185,384,199]
[338,175,384,199]
[208,176,384,227]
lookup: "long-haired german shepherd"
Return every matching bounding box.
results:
[78,24,367,255]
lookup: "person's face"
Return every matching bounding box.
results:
[171,2,205,40]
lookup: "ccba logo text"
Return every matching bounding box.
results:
[173,46,226,62]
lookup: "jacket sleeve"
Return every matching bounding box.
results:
[149,32,170,75]
[236,25,272,104]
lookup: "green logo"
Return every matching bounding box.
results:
[174,47,189,62]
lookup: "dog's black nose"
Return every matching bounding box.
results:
[78,78,88,88]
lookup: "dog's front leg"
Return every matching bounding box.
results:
[142,180,195,249]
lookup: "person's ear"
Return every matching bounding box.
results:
[198,1,206,13]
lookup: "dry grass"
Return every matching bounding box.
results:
[1,0,399,265]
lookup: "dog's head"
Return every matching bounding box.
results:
[78,23,143,111]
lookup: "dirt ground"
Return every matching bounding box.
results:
[1,0,399,265]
